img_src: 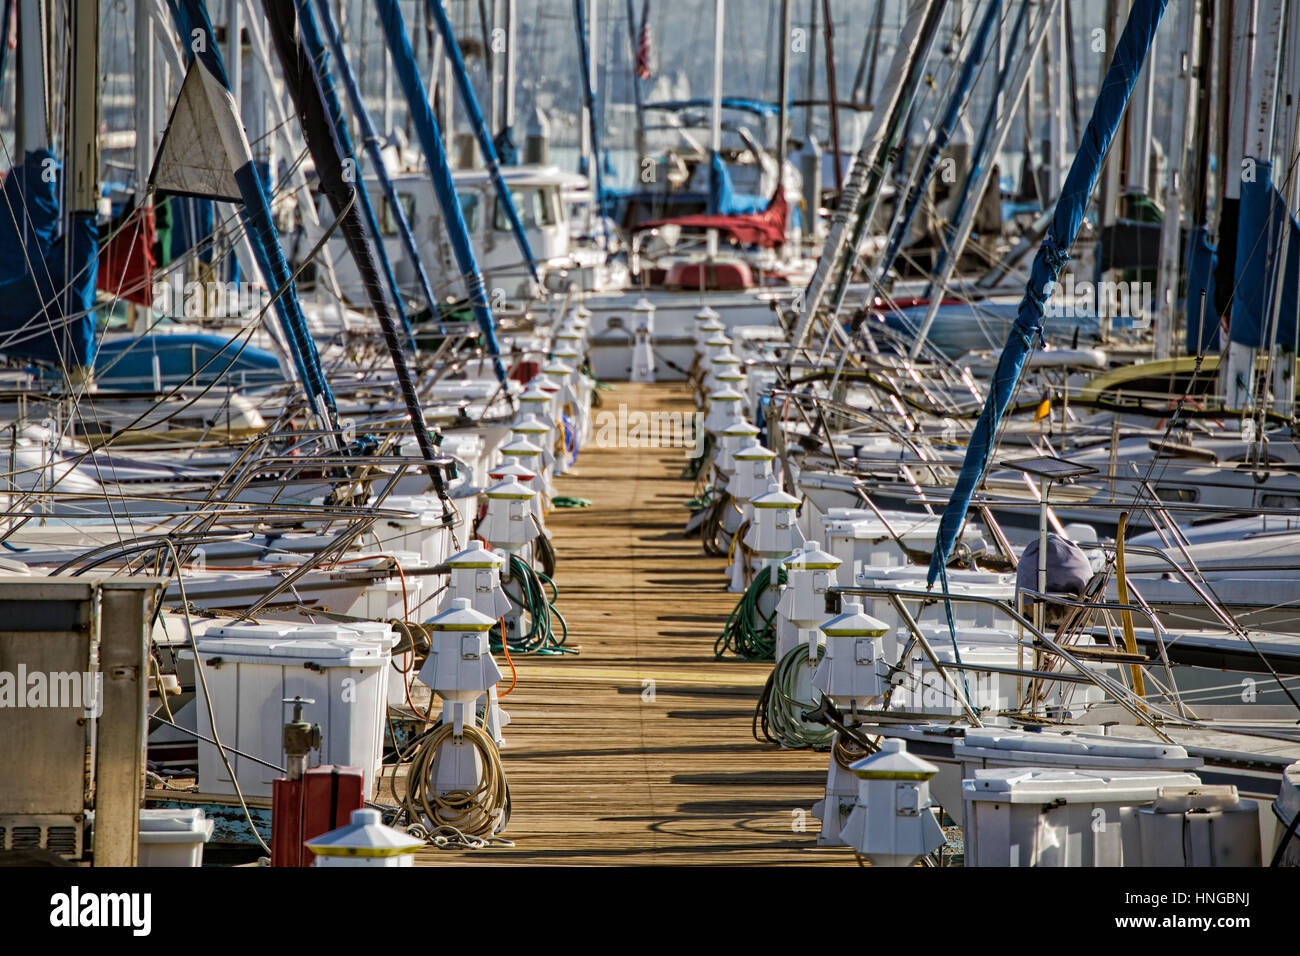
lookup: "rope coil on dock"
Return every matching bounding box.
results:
[398,721,509,840]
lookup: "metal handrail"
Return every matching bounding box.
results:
[836,583,1176,740]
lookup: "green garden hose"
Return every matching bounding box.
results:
[491,553,575,656]
[551,495,592,508]
[681,431,714,480]
[753,642,834,750]
[714,564,787,661]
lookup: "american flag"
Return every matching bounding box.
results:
[635,0,653,80]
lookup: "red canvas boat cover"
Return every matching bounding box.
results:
[634,186,789,249]
[97,204,156,306]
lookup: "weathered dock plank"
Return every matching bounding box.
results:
[415,382,850,865]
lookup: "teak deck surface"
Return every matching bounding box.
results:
[417,382,850,866]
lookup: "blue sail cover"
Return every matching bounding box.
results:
[645,98,784,117]
[375,0,508,383]
[707,150,731,215]
[312,0,438,318]
[495,127,519,166]
[425,0,539,281]
[0,150,98,368]
[927,0,1171,587]
[168,196,215,263]
[296,0,413,343]
[0,150,60,279]
[1229,162,1300,351]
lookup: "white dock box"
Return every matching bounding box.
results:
[296,620,409,711]
[183,628,388,800]
[138,808,215,867]
[822,509,912,584]
[1134,786,1263,866]
[963,767,1201,866]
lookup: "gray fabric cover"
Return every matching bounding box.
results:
[1017,533,1092,602]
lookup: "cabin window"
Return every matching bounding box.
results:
[494,186,558,231]
[379,192,416,236]
[457,191,480,233]
[1154,486,1198,503]
[1261,494,1300,509]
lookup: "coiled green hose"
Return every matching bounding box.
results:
[491,553,575,655]
[714,564,787,660]
[753,642,834,750]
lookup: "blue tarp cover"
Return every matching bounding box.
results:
[0,150,98,369]
[1229,162,1300,351]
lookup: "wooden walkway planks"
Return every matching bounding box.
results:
[417,382,851,865]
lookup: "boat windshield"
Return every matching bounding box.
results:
[494,186,559,231]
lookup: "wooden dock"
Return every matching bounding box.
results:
[418,382,852,865]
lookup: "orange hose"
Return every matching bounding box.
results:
[497,617,517,697]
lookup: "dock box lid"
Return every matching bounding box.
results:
[963,767,1202,803]
[138,808,215,841]
[206,621,395,646]
[911,624,1020,645]
[290,622,398,647]
[1151,785,1242,813]
[206,623,296,641]
[955,728,1197,765]
[191,635,385,665]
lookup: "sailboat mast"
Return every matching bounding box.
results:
[426,0,540,281]
[910,0,1062,359]
[226,0,241,115]
[502,0,517,140]
[67,0,97,249]
[1153,0,1202,359]
[708,0,725,258]
[929,0,1173,582]
[625,0,645,167]
[15,0,49,157]
[1049,0,1068,197]
[777,0,793,177]
[1224,0,1287,410]
[821,0,843,199]
[788,0,946,356]
[66,0,98,381]
[135,0,155,189]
